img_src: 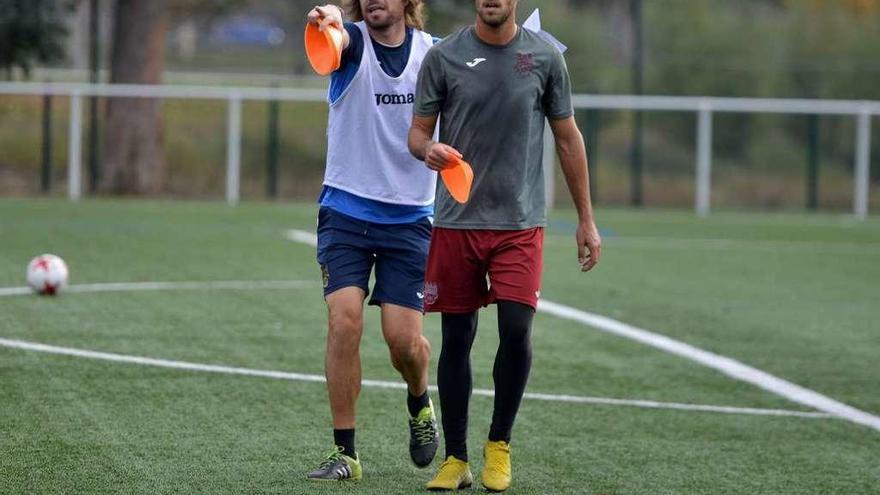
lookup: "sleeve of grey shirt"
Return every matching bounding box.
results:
[543,49,575,120]
[414,47,446,117]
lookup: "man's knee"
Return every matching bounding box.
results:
[498,301,534,347]
[388,332,429,365]
[327,303,363,353]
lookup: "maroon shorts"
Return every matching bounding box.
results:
[422,227,544,313]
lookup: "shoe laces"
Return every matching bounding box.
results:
[410,417,436,445]
[438,456,462,473]
[319,446,345,469]
[485,442,510,474]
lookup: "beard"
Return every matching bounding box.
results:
[477,2,513,27]
[363,2,403,30]
[479,11,511,27]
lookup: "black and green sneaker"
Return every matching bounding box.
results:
[307,446,362,482]
[409,398,439,467]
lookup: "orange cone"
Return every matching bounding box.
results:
[441,155,474,204]
[305,23,343,76]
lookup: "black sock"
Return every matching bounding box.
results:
[407,390,430,417]
[333,428,356,458]
[488,301,534,444]
[438,311,479,462]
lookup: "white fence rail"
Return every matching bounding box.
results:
[0,82,875,218]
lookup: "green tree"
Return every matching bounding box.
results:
[0,0,72,79]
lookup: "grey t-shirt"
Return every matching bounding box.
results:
[414,26,573,229]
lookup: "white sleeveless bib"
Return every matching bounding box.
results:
[323,22,437,206]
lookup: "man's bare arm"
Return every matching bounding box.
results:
[409,114,461,171]
[549,116,601,272]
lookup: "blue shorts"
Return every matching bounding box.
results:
[316,207,432,311]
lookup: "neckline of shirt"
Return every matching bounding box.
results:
[371,27,411,49]
[468,25,522,50]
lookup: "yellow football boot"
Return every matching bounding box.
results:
[425,456,473,491]
[481,440,511,492]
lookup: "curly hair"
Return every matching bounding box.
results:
[342,0,425,30]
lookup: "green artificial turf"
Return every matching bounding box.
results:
[1,199,878,494]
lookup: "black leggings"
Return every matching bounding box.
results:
[438,301,534,461]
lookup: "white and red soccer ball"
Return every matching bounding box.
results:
[26,254,69,296]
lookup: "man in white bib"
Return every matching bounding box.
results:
[304,0,440,483]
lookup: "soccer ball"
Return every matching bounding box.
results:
[26,254,69,296]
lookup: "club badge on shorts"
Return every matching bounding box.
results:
[321,265,330,288]
[422,282,439,306]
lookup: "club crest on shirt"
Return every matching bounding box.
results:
[515,52,534,75]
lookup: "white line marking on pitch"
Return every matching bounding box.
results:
[0,280,318,297]
[286,228,880,433]
[0,338,831,419]
[602,236,880,255]
[0,286,32,296]
[537,302,880,432]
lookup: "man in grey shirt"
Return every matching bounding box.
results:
[408,0,601,491]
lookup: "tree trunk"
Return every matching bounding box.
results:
[100,0,168,194]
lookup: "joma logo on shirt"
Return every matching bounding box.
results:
[375,93,415,106]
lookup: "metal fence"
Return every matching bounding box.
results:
[0,82,876,218]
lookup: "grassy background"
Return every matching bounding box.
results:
[1,199,879,494]
[2,95,877,212]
